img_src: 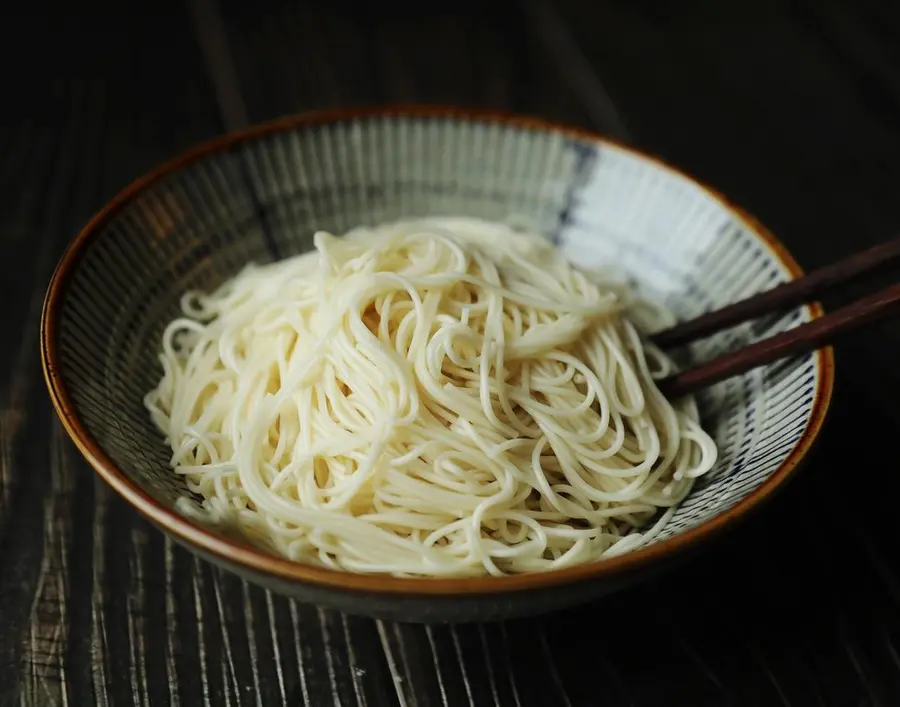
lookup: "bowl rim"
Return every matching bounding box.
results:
[40,105,835,596]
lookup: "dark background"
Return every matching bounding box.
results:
[3,0,900,704]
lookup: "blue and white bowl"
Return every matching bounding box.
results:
[41,108,833,622]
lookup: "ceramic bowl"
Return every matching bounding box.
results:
[41,107,833,623]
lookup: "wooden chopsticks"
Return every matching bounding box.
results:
[653,238,900,398]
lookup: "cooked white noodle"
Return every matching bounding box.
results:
[144,217,717,577]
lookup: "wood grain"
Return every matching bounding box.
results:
[4,0,900,705]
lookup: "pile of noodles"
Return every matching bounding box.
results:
[145,217,717,577]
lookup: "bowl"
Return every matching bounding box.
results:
[41,107,833,623]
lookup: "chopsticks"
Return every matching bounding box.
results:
[652,237,900,348]
[653,238,900,398]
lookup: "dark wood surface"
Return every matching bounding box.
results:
[4,0,900,704]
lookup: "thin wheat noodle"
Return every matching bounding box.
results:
[145,217,717,577]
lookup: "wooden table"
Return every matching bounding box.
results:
[3,0,900,704]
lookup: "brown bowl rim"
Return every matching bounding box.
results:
[40,105,834,596]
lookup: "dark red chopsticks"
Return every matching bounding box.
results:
[653,238,900,397]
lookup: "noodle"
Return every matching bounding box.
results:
[144,217,717,577]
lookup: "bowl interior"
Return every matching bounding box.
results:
[51,112,824,565]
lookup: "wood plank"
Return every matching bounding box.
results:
[0,2,225,704]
